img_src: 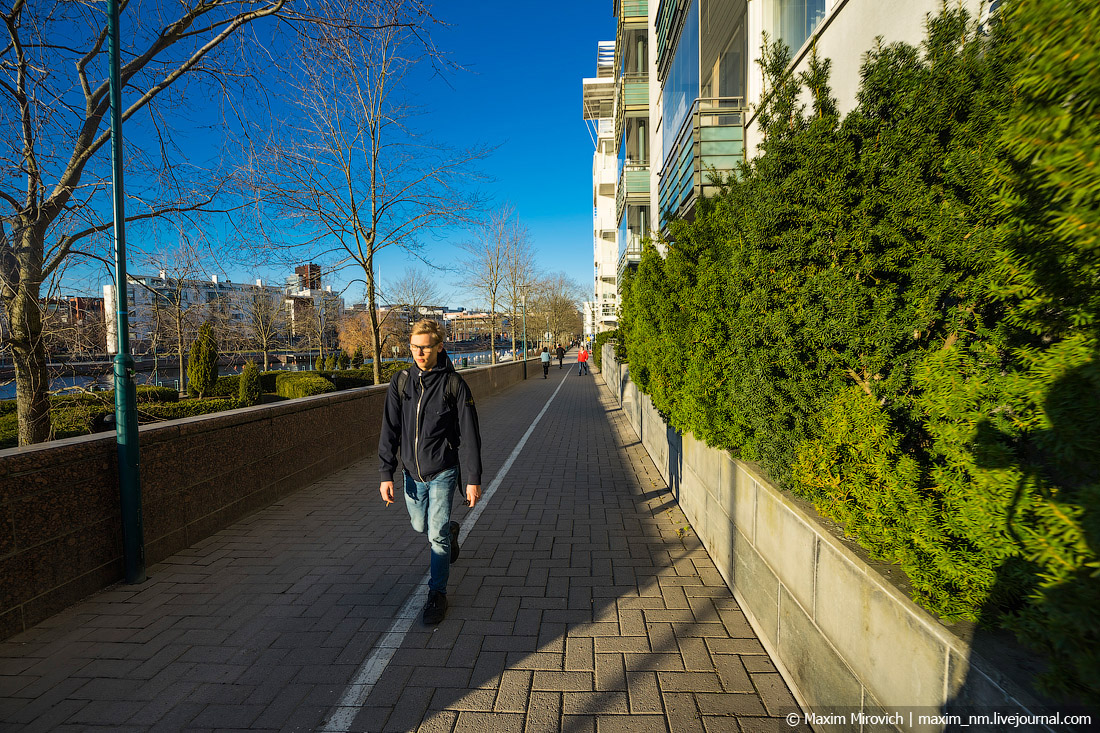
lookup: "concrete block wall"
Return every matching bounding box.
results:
[601,345,1054,732]
[0,358,534,642]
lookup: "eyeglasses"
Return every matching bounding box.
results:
[409,343,437,354]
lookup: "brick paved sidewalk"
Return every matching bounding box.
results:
[0,365,806,732]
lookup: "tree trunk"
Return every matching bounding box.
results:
[11,320,51,445]
[3,237,52,445]
[176,311,187,396]
[365,260,383,385]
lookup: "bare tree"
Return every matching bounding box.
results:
[386,266,445,322]
[461,206,524,365]
[250,6,487,384]
[527,272,584,349]
[502,225,535,360]
[0,0,434,445]
[245,289,287,371]
[128,247,214,394]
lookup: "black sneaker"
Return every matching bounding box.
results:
[449,521,461,562]
[423,590,447,625]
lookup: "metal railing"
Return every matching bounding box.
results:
[659,96,746,224]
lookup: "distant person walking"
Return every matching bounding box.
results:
[555,343,565,369]
[577,346,589,376]
[378,319,483,625]
[540,346,551,378]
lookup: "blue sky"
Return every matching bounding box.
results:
[65,1,614,311]
[368,0,615,307]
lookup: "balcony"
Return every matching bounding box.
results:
[615,0,648,21]
[617,234,644,285]
[615,73,649,147]
[658,97,746,227]
[616,163,650,219]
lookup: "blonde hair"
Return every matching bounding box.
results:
[410,319,445,345]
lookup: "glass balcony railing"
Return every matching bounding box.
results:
[616,164,650,219]
[617,234,644,284]
[616,0,648,20]
[620,74,649,106]
[615,73,649,146]
[658,97,746,227]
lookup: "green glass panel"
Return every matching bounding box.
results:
[700,126,744,142]
[700,140,745,156]
[700,155,743,170]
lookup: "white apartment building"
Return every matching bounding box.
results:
[587,0,999,293]
[103,270,344,354]
[582,40,620,337]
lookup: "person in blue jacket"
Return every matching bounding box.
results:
[540,346,551,378]
[379,319,483,625]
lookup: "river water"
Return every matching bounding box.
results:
[0,349,519,401]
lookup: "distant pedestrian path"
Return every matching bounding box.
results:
[0,362,804,731]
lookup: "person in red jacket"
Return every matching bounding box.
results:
[577,346,589,376]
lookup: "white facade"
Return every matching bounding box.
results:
[582,40,620,334]
[742,0,991,156]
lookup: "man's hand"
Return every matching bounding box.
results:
[380,481,395,505]
[466,484,482,508]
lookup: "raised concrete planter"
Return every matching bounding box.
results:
[0,358,537,641]
[601,345,1060,732]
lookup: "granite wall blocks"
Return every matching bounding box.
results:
[0,359,526,641]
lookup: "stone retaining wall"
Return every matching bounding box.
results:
[0,358,535,641]
[602,345,1056,732]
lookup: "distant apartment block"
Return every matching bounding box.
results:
[103,264,343,354]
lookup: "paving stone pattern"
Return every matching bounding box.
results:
[0,356,807,732]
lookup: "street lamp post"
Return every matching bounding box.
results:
[108,0,145,584]
[521,294,528,379]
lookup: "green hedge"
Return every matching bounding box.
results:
[139,397,239,421]
[316,369,373,390]
[208,374,241,398]
[620,3,1098,701]
[592,330,618,372]
[275,372,336,400]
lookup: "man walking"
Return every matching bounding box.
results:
[555,343,565,369]
[379,320,483,625]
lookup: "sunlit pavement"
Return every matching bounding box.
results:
[0,352,806,732]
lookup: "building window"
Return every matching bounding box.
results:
[701,0,747,100]
[662,0,700,160]
[768,0,826,55]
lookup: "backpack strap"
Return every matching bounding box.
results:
[396,368,461,408]
[445,372,462,409]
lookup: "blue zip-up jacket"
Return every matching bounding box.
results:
[378,350,483,486]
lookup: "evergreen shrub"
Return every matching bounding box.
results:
[260,371,281,392]
[187,323,218,398]
[209,375,240,398]
[619,2,1098,701]
[351,346,364,368]
[275,372,336,399]
[239,361,261,406]
[139,397,238,421]
[592,330,618,371]
[337,351,350,370]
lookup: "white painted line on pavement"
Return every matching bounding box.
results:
[320,371,571,732]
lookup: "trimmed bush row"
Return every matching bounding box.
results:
[275,372,336,400]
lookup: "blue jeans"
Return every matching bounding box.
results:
[578,361,588,375]
[403,466,458,593]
